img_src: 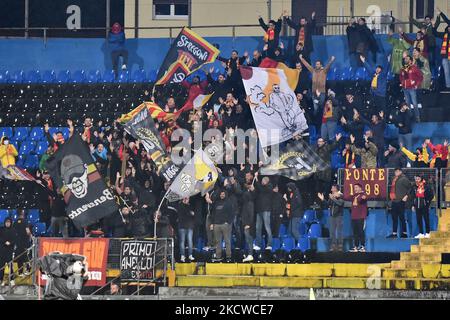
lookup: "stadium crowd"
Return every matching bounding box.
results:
[1,11,450,273]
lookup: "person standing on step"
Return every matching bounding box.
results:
[241,183,256,263]
[411,175,434,239]
[432,10,450,90]
[206,190,234,262]
[285,182,304,248]
[399,54,423,122]
[387,168,412,239]
[253,172,274,251]
[349,184,368,252]
[109,22,128,78]
[318,184,345,252]
[177,197,195,263]
[0,218,16,286]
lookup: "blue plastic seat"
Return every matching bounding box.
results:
[272,238,281,251]
[103,70,115,83]
[25,70,41,83]
[0,127,13,138]
[19,141,36,155]
[9,70,24,84]
[278,224,288,237]
[0,70,10,83]
[35,140,49,155]
[41,70,56,83]
[298,221,307,236]
[87,70,101,83]
[72,70,86,83]
[24,154,39,169]
[27,209,40,224]
[131,69,147,83]
[117,70,130,83]
[148,70,158,82]
[327,67,336,81]
[10,209,18,222]
[16,154,25,167]
[60,127,70,140]
[354,67,367,81]
[297,237,310,252]
[12,127,30,142]
[33,222,47,236]
[29,127,45,141]
[0,210,9,225]
[308,223,322,238]
[302,210,317,224]
[282,237,295,251]
[57,70,71,83]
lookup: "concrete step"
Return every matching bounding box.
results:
[175,275,450,290]
[420,238,450,246]
[400,252,442,262]
[383,268,422,279]
[411,244,450,253]
[390,260,441,269]
[430,231,450,238]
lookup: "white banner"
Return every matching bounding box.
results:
[240,66,308,147]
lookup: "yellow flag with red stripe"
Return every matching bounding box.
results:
[118,102,175,124]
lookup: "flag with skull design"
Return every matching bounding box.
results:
[46,134,118,229]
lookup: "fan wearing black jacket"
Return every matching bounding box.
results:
[286,183,304,246]
[411,175,434,238]
[206,190,234,262]
[241,184,256,263]
[271,185,287,238]
[0,218,16,286]
[283,10,316,63]
[177,198,195,262]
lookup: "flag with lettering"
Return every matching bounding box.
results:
[123,107,181,182]
[155,27,220,85]
[260,139,329,181]
[45,135,118,229]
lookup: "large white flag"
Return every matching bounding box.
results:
[240,66,308,147]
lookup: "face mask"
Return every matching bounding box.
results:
[3,140,9,145]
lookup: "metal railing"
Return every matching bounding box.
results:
[0,14,414,45]
[440,168,450,210]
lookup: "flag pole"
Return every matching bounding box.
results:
[154,188,170,239]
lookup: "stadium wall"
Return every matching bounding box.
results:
[0,34,418,73]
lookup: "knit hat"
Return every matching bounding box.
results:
[389,142,399,150]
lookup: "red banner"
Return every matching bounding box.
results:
[38,238,109,286]
[343,168,387,201]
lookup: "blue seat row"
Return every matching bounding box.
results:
[0,69,160,84]
[0,209,41,225]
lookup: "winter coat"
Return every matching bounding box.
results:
[108,31,126,51]
[400,64,423,89]
[411,181,434,208]
[385,150,408,169]
[350,142,378,168]
[254,180,274,213]
[286,183,304,218]
[315,140,339,181]
[284,16,316,54]
[14,218,31,249]
[177,202,195,230]
[241,190,255,228]
[320,193,345,217]
[211,197,234,225]
[364,61,387,97]
[0,221,16,256]
[394,110,413,135]
[391,174,412,203]
[414,55,431,90]
[207,73,231,105]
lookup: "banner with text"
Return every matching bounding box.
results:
[120,240,157,282]
[38,238,109,286]
[343,168,387,201]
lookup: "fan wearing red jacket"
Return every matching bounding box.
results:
[425,138,449,169]
[400,54,423,122]
[175,76,208,116]
[350,183,368,252]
